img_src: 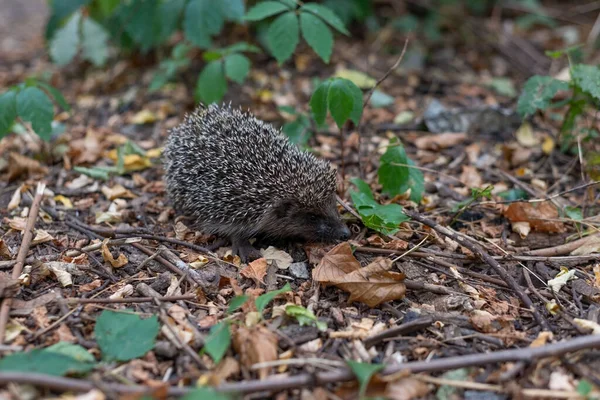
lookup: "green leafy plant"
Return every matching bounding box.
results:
[182,388,235,400]
[285,305,327,331]
[196,43,261,103]
[350,178,409,235]
[0,342,96,376]
[49,10,109,66]
[378,138,424,203]
[95,310,160,362]
[450,185,493,225]
[0,79,69,141]
[203,283,292,364]
[149,43,193,91]
[244,1,349,64]
[310,77,363,129]
[346,360,384,399]
[517,48,600,153]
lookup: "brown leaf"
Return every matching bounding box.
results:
[414,132,467,150]
[504,202,565,233]
[313,243,406,307]
[101,239,128,268]
[6,152,48,181]
[232,325,278,380]
[385,377,431,400]
[207,357,240,386]
[240,258,268,285]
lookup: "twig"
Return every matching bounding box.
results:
[363,317,434,348]
[522,232,600,257]
[0,182,46,343]
[362,38,409,110]
[3,333,600,395]
[65,295,198,305]
[402,209,552,332]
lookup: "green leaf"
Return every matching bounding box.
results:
[378,138,409,196]
[310,80,331,125]
[299,11,333,63]
[73,166,112,180]
[32,81,70,111]
[196,61,227,104]
[95,310,159,361]
[267,11,299,64]
[45,342,96,364]
[517,76,569,118]
[300,3,349,35]
[81,17,109,66]
[0,347,95,376]
[571,64,600,101]
[49,11,81,66]
[121,0,163,52]
[204,322,231,364]
[283,118,311,146]
[227,295,249,314]
[487,77,517,98]
[223,42,262,54]
[577,379,593,396]
[497,189,529,201]
[346,79,363,124]
[277,0,298,8]
[244,1,290,21]
[327,78,354,128]
[220,0,246,21]
[350,178,409,235]
[224,54,251,84]
[346,360,384,398]
[157,0,187,43]
[285,305,327,331]
[401,158,425,203]
[0,91,17,136]
[182,388,234,400]
[16,87,54,141]
[184,0,222,48]
[565,206,583,221]
[255,283,292,314]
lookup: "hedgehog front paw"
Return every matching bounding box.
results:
[231,238,261,263]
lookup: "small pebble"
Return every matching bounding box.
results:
[289,262,309,279]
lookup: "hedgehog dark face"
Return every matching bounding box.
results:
[261,197,350,242]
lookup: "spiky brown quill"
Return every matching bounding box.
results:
[163,104,350,260]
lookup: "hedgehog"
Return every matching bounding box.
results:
[163,103,350,261]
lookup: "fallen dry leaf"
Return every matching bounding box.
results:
[6,152,49,181]
[313,243,406,307]
[261,246,293,270]
[240,258,268,285]
[504,202,566,233]
[385,377,431,400]
[232,325,278,380]
[414,132,467,150]
[101,240,128,268]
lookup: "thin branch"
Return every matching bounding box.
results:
[0,182,46,343]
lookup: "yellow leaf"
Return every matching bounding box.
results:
[130,109,159,124]
[146,148,163,158]
[515,122,539,147]
[542,136,555,154]
[335,69,376,88]
[54,195,73,209]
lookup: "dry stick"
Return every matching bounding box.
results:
[363,316,434,348]
[0,182,46,343]
[65,295,198,305]
[2,333,600,395]
[402,209,552,332]
[523,232,600,257]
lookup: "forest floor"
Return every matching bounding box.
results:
[1,2,600,399]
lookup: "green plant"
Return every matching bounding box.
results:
[517,49,600,154]
[0,79,69,141]
[195,43,261,103]
[44,1,349,103]
[202,283,292,364]
[310,77,363,129]
[244,1,350,64]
